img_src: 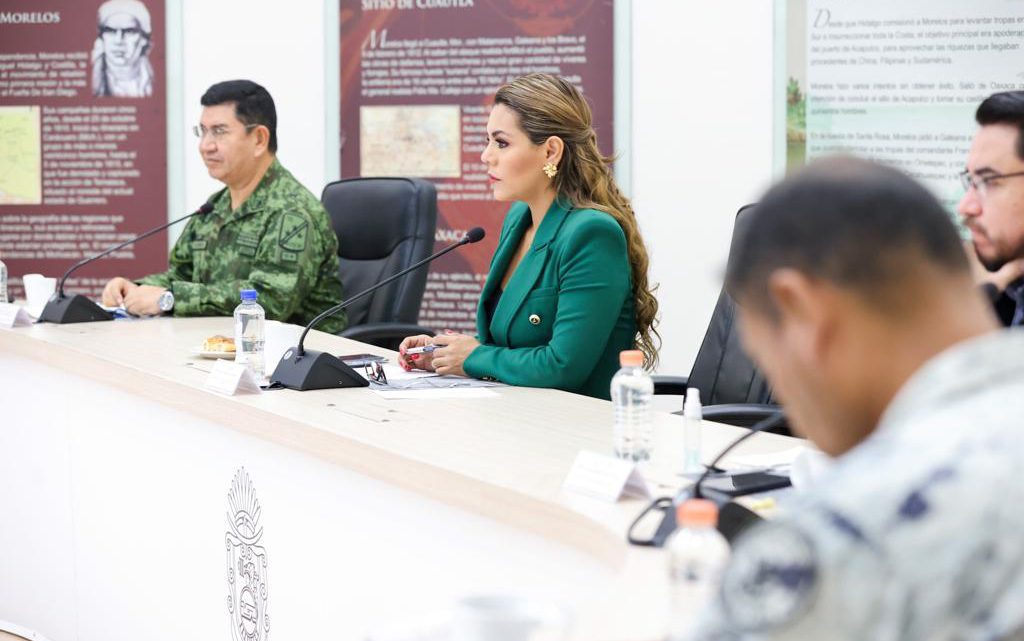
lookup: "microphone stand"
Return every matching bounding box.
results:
[270,230,483,391]
[39,204,213,324]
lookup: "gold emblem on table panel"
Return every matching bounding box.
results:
[226,467,270,641]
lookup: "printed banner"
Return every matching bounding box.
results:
[340,0,614,332]
[0,0,167,300]
[782,0,1024,210]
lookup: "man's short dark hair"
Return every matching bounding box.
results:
[976,91,1024,161]
[726,156,969,315]
[201,80,277,153]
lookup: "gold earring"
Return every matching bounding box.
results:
[543,162,558,179]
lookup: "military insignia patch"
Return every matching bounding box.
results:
[191,240,208,251]
[278,213,309,253]
[236,232,260,249]
[720,522,819,631]
[226,468,270,641]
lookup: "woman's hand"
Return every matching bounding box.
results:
[398,334,437,372]
[430,332,481,377]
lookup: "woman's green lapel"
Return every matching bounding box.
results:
[488,197,573,346]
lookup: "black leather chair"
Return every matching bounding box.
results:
[322,177,438,349]
[653,204,786,432]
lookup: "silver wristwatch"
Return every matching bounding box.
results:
[158,289,175,313]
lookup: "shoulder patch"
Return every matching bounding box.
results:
[720,521,819,632]
[278,212,309,253]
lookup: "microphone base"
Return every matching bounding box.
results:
[38,294,114,324]
[270,347,369,391]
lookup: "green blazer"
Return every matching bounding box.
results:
[464,198,636,399]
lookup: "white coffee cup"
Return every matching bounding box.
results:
[451,595,571,641]
[22,273,57,315]
[264,320,305,376]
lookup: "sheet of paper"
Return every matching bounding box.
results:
[205,359,262,396]
[367,369,504,391]
[98,304,144,320]
[372,388,500,400]
[726,446,808,470]
[562,451,652,502]
[0,303,32,328]
[380,364,440,382]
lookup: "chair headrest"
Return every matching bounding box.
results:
[322,178,434,260]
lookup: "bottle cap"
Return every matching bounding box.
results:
[676,498,718,527]
[240,289,258,301]
[619,350,643,367]
[684,387,702,419]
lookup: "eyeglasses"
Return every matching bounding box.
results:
[364,362,387,385]
[192,123,259,142]
[958,169,1024,199]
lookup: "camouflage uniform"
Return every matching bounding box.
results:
[687,331,1024,641]
[139,158,346,333]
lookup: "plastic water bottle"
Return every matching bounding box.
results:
[611,349,654,461]
[0,253,7,303]
[667,499,730,640]
[234,289,265,378]
[683,388,703,476]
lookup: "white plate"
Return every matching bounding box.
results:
[189,347,236,360]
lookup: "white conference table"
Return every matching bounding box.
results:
[0,317,799,641]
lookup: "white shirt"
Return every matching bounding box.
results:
[689,329,1024,641]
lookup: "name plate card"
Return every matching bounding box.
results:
[205,359,263,396]
[0,303,32,329]
[563,451,652,502]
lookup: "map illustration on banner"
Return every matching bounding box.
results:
[0,0,167,301]
[781,0,1024,211]
[0,105,42,205]
[340,0,614,332]
[360,104,462,178]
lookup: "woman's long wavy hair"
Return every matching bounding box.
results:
[494,73,660,367]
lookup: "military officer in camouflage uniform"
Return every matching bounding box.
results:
[101,79,346,333]
[687,157,1024,640]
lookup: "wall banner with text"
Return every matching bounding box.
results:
[780,0,1024,211]
[0,0,167,300]
[340,0,614,333]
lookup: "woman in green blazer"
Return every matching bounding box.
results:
[399,74,659,399]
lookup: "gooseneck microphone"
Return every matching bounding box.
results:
[271,226,486,391]
[39,202,215,324]
[296,225,485,357]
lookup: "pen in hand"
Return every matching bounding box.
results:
[404,345,438,355]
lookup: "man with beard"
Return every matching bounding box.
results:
[959,91,1024,326]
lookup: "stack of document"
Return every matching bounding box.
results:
[363,364,504,399]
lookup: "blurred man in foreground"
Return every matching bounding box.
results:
[690,157,1024,640]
